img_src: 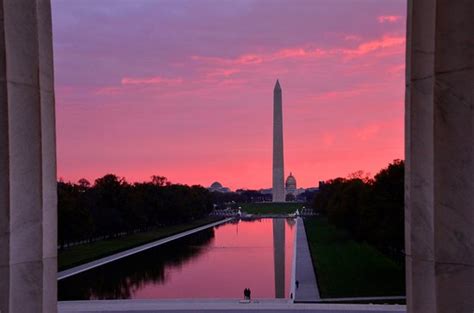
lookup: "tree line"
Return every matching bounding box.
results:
[210,189,318,208]
[313,159,404,260]
[210,189,271,208]
[58,174,213,249]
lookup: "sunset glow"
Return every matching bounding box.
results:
[53,0,406,189]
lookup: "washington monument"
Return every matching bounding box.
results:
[272,80,285,202]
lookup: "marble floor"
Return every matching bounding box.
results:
[59,299,406,313]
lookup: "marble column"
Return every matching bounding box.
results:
[433,0,474,312]
[0,3,10,308]
[404,0,436,311]
[406,0,474,312]
[0,0,57,312]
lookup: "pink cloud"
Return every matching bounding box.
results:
[343,35,405,57]
[192,34,404,73]
[95,86,121,95]
[191,47,327,67]
[191,54,264,66]
[273,48,310,58]
[310,84,382,102]
[217,78,247,85]
[121,76,183,85]
[206,68,241,78]
[344,35,362,41]
[238,54,264,65]
[377,15,402,23]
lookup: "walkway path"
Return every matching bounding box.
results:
[293,217,320,302]
[58,299,406,313]
[58,218,233,280]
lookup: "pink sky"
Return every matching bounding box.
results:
[53,0,406,190]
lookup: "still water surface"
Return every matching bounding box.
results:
[58,218,295,300]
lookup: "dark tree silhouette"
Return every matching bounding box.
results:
[58,174,213,248]
[312,160,404,260]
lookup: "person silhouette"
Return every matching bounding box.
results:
[243,288,249,299]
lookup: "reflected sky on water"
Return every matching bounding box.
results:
[58,218,296,300]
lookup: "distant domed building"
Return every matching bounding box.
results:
[210,182,223,190]
[208,181,231,193]
[285,172,297,196]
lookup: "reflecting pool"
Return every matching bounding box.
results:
[58,218,296,300]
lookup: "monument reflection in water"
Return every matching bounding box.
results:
[58,218,295,300]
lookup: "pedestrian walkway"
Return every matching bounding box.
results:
[293,217,320,302]
[58,218,233,280]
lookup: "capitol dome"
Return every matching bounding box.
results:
[210,182,223,189]
[285,172,297,195]
[208,181,230,193]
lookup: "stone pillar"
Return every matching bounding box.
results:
[0,2,11,309]
[433,0,474,312]
[0,0,57,312]
[406,0,474,312]
[404,0,436,311]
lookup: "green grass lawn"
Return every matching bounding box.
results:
[58,216,223,271]
[236,202,305,214]
[304,218,405,298]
